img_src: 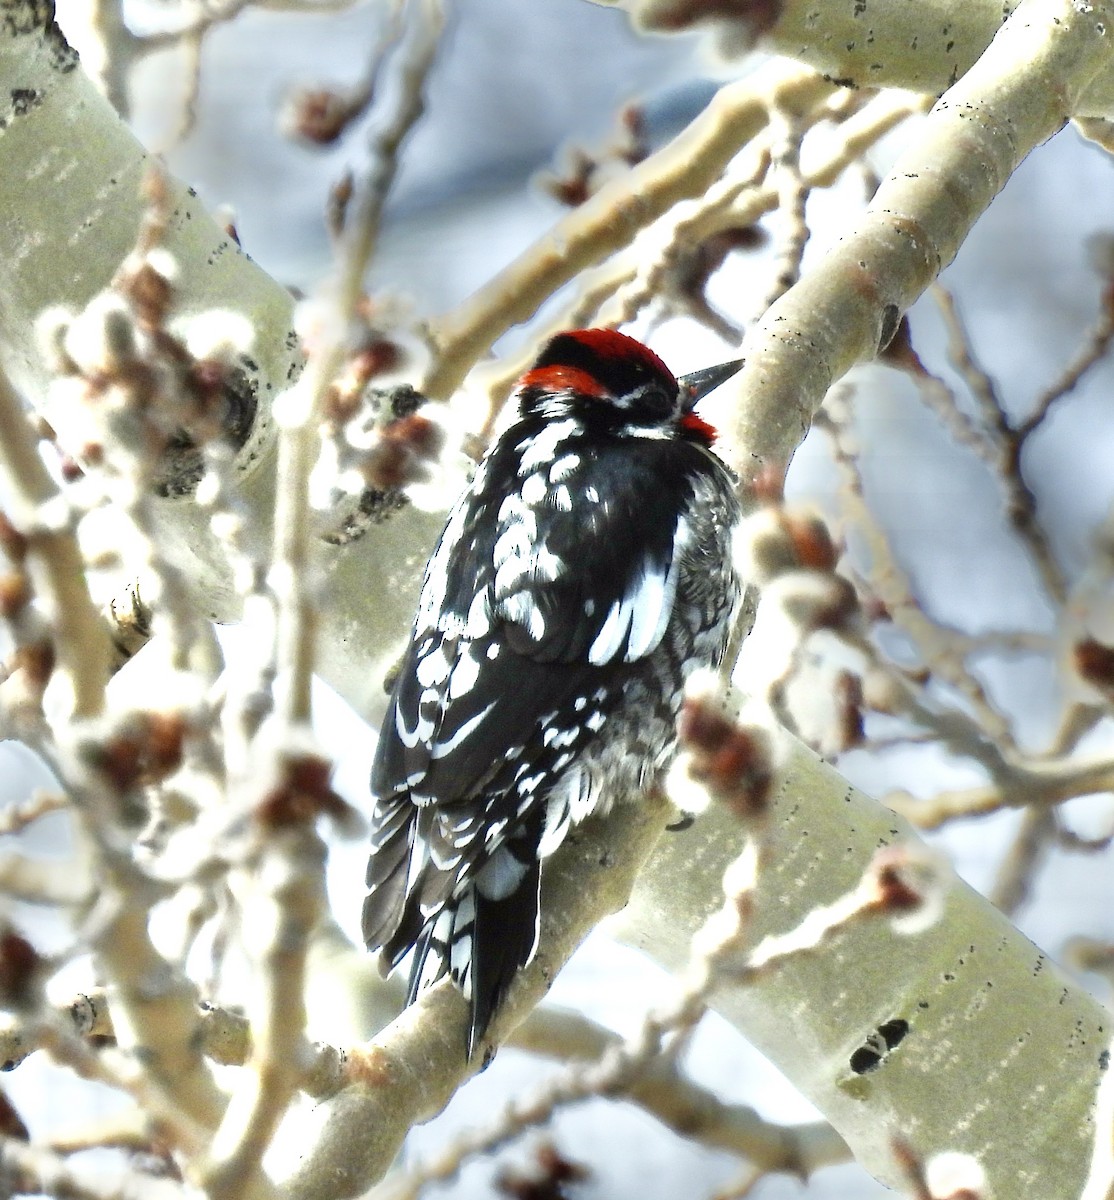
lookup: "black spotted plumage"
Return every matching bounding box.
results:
[363,329,742,1056]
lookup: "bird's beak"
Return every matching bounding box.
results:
[677,357,744,410]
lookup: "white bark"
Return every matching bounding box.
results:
[617,736,1113,1195]
[592,0,1114,119]
[0,3,446,718]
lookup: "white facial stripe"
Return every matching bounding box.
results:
[617,425,670,440]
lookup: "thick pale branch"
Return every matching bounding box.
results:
[421,58,836,401]
[280,796,670,1200]
[615,735,1113,1195]
[0,5,446,723]
[594,0,1114,119]
[726,0,1114,482]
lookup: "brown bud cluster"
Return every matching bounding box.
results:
[86,711,188,792]
[324,340,405,426]
[255,753,355,829]
[124,261,174,332]
[630,0,782,48]
[866,845,946,936]
[833,669,865,750]
[662,224,765,337]
[495,1140,589,1200]
[740,505,842,587]
[283,87,367,147]
[0,573,31,620]
[873,855,926,912]
[8,642,55,693]
[0,513,28,564]
[0,927,43,1013]
[0,1088,28,1140]
[539,103,647,208]
[1073,637,1114,700]
[677,692,774,821]
[364,412,442,491]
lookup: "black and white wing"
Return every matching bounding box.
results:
[362,427,712,1047]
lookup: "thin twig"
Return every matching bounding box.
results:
[0,367,109,718]
[271,0,442,726]
[931,283,1068,603]
[1015,292,1114,447]
[752,101,809,317]
[0,1135,187,1200]
[0,790,68,836]
[203,10,442,1197]
[816,393,1019,750]
[422,62,838,401]
[887,754,1114,829]
[509,1005,850,1177]
[989,806,1056,915]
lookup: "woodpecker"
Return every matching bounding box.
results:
[363,329,743,1056]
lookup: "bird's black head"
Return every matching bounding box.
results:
[517,328,740,444]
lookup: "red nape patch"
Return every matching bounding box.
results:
[520,363,611,398]
[681,410,718,444]
[566,329,674,382]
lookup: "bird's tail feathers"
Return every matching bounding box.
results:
[402,835,543,1057]
[362,799,415,952]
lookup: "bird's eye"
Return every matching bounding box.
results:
[628,384,675,421]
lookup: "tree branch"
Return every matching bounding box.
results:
[725,0,1114,483]
[595,0,1114,119]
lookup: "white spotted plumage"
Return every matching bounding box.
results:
[363,329,743,1057]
